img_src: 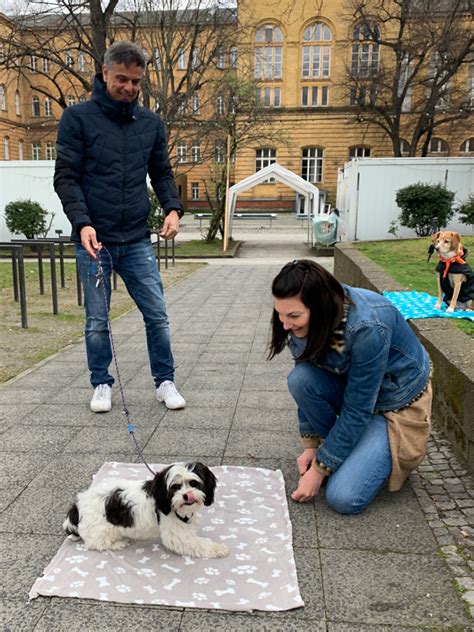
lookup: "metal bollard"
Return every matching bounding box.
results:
[49,243,58,315]
[58,241,65,288]
[76,263,82,307]
[17,247,28,329]
[11,247,19,302]
[38,246,44,295]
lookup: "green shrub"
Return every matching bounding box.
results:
[147,188,164,231]
[395,182,455,237]
[4,199,49,239]
[456,194,474,226]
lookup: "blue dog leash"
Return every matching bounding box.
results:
[95,247,156,476]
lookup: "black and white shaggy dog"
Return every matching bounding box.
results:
[63,462,229,559]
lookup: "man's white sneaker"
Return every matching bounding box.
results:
[90,384,112,413]
[156,381,186,410]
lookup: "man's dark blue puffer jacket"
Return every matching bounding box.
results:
[54,74,184,244]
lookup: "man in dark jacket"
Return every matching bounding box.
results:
[54,41,185,413]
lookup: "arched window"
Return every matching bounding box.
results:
[460,138,474,153]
[255,24,283,80]
[302,22,332,78]
[428,138,449,154]
[351,23,380,77]
[215,140,226,163]
[15,91,20,115]
[4,136,10,160]
[67,95,76,107]
[301,147,324,183]
[78,51,87,72]
[349,146,371,158]
[32,142,41,160]
[0,84,6,111]
[216,94,225,115]
[32,96,40,117]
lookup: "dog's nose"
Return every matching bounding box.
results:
[183,492,196,505]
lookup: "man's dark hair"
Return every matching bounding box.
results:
[268,259,345,362]
[104,41,147,69]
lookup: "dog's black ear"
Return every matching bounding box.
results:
[427,243,435,262]
[151,466,173,515]
[191,462,217,506]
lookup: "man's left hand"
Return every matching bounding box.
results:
[160,210,180,240]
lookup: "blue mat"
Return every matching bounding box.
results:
[383,291,474,321]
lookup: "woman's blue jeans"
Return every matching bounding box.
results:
[76,240,174,389]
[288,362,392,514]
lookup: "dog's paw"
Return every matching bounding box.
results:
[94,539,129,552]
[447,306,455,313]
[435,302,442,310]
[205,542,230,558]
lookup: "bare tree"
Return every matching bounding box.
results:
[342,0,473,156]
[198,69,288,241]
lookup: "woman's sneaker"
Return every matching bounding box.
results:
[90,384,112,413]
[156,381,186,410]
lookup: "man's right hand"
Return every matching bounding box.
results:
[80,226,102,258]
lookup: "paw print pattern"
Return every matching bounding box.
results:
[192,592,208,601]
[203,567,220,576]
[194,577,210,585]
[112,567,127,574]
[116,585,132,593]
[231,565,257,575]
[65,555,87,564]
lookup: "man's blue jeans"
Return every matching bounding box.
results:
[288,363,392,514]
[76,239,174,388]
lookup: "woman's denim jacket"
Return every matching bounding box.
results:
[289,286,431,472]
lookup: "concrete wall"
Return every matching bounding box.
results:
[334,242,474,473]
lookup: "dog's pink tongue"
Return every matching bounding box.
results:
[185,492,196,505]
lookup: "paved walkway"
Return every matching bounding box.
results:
[1,218,473,630]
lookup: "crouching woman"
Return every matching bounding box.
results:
[269,259,432,514]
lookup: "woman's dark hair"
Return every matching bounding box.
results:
[268,259,345,361]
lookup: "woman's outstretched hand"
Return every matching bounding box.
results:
[292,448,327,503]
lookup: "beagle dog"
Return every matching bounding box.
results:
[429,231,474,313]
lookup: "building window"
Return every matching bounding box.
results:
[44,98,52,117]
[46,141,56,160]
[215,140,225,163]
[42,57,49,73]
[4,136,10,160]
[349,146,371,158]
[262,87,282,107]
[78,51,86,72]
[32,96,40,117]
[468,62,474,106]
[216,46,225,69]
[15,91,20,115]
[301,147,323,183]
[256,147,276,182]
[18,140,24,160]
[191,182,199,199]
[230,45,238,68]
[301,85,328,107]
[460,138,474,153]
[191,94,200,115]
[350,85,377,106]
[79,94,87,103]
[66,51,74,67]
[32,142,41,160]
[177,142,187,163]
[191,143,201,163]
[351,23,380,77]
[216,95,225,115]
[302,22,332,79]
[428,138,449,154]
[67,95,76,107]
[178,49,186,70]
[255,24,283,80]
[400,139,411,156]
[30,55,37,72]
[397,54,413,112]
[0,84,6,111]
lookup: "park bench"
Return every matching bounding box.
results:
[194,212,278,229]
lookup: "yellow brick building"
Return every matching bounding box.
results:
[0,1,472,208]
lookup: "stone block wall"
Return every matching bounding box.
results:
[334,242,474,473]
